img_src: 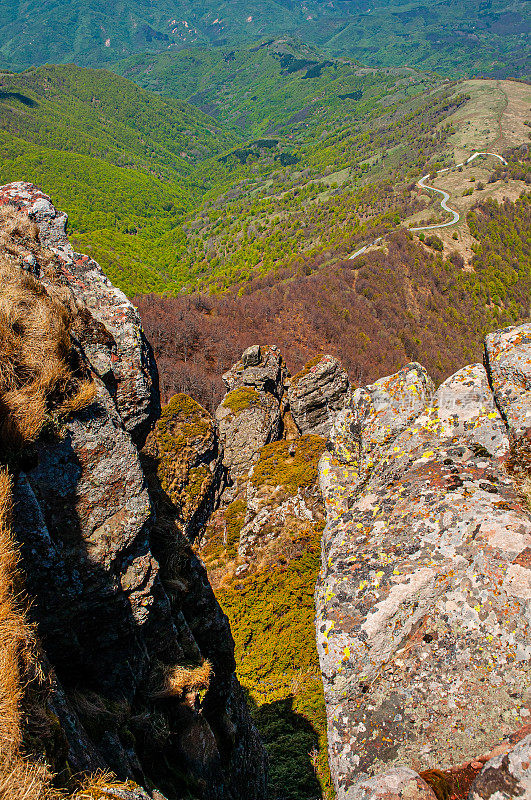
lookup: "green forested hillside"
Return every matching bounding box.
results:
[0,0,528,78]
[115,38,436,137]
[0,59,461,296]
[0,65,234,294]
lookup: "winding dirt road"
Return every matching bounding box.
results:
[409,151,508,232]
[348,151,509,258]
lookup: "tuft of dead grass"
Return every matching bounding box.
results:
[0,209,96,451]
[151,659,213,700]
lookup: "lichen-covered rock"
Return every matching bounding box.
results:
[469,734,531,800]
[0,181,159,445]
[216,385,282,479]
[142,393,224,541]
[288,354,350,437]
[316,349,531,799]
[2,183,267,799]
[485,323,531,438]
[222,344,287,398]
[346,767,438,800]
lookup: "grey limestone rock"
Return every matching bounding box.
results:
[222,344,288,398]
[216,388,282,479]
[288,354,350,437]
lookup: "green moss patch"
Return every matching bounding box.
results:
[251,436,326,494]
[157,393,213,454]
[225,499,247,560]
[221,386,260,414]
[217,524,333,800]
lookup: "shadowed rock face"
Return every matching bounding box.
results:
[469,733,531,800]
[316,337,531,799]
[2,183,267,800]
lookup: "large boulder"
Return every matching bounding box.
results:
[316,345,531,799]
[222,344,288,398]
[216,346,289,481]
[288,354,350,437]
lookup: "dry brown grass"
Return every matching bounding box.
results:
[0,209,96,451]
[0,467,53,800]
[151,659,213,700]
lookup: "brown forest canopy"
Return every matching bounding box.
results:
[136,193,530,412]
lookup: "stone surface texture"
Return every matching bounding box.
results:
[469,733,531,799]
[142,392,225,541]
[0,181,160,445]
[316,339,531,799]
[346,767,438,800]
[216,345,288,481]
[3,184,267,800]
[288,354,350,437]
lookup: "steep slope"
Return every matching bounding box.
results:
[0,65,234,295]
[0,0,528,77]
[115,39,434,138]
[0,182,267,799]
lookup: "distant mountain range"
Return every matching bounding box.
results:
[0,0,529,77]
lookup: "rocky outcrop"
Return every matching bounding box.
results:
[288,355,350,437]
[315,332,531,799]
[142,393,225,541]
[0,181,159,445]
[216,345,289,481]
[1,184,267,799]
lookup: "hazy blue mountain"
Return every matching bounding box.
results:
[0,0,528,76]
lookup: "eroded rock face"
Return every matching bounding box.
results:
[0,181,159,445]
[216,388,282,480]
[469,734,531,800]
[288,355,350,437]
[3,184,267,800]
[222,344,288,398]
[316,343,531,799]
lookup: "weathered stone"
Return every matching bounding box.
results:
[485,323,531,439]
[0,181,159,445]
[242,344,262,368]
[216,386,282,479]
[316,345,531,799]
[2,183,267,799]
[346,767,438,800]
[142,393,224,541]
[222,344,287,398]
[288,354,350,437]
[469,734,531,799]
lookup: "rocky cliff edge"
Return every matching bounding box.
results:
[316,329,531,799]
[0,183,267,800]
